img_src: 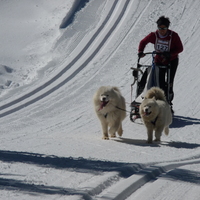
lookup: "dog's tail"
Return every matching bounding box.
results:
[145,87,166,101]
[164,126,169,135]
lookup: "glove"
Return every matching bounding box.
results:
[138,52,145,58]
[162,52,171,58]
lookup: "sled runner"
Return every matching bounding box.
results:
[130,51,171,122]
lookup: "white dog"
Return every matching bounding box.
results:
[139,87,172,143]
[93,86,126,139]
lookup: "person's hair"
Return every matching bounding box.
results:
[156,16,170,28]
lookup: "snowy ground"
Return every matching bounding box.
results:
[0,0,200,199]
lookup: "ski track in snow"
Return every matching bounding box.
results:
[0,0,200,199]
[0,0,122,116]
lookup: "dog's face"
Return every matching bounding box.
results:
[98,88,117,110]
[93,86,119,111]
[99,92,110,109]
[100,93,109,102]
[142,103,154,116]
[140,98,159,118]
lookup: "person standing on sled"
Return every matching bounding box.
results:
[138,16,183,111]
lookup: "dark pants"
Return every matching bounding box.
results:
[157,58,179,104]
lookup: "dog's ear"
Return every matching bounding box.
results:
[112,86,120,93]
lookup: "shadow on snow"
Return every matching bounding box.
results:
[0,150,143,196]
[171,115,200,128]
[60,0,90,29]
[0,177,85,196]
[0,150,143,177]
[163,168,200,184]
[113,137,200,149]
[0,150,200,196]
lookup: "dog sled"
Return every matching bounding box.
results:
[130,51,171,122]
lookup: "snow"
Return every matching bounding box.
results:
[0,0,200,199]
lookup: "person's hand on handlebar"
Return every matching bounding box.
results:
[138,52,145,58]
[162,52,171,58]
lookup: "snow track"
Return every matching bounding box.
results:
[0,0,130,118]
[1,1,200,200]
[96,157,200,200]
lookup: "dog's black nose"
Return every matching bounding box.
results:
[102,97,106,101]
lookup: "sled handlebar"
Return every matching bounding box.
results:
[137,51,165,63]
[143,51,163,55]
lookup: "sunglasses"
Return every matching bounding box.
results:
[158,27,168,30]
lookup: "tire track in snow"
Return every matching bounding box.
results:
[0,0,131,118]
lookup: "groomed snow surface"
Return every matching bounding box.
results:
[0,0,200,199]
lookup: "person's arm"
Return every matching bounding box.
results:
[170,32,183,56]
[138,32,156,53]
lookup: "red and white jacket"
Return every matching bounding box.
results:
[138,30,183,65]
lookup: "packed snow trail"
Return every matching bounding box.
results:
[0,0,130,118]
[0,0,200,200]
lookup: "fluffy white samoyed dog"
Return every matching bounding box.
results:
[93,86,126,139]
[139,87,172,143]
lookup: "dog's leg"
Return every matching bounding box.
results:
[100,120,109,140]
[154,127,164,142]
[154,136,161,142]
[109,121,120,138]
[117,123,123,137]
[147,129,153,143]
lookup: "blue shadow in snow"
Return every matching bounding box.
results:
[60,0,90,28]
[113,137,200,149]
[170,115,200,128]
[0,177,81,196]
[163,141,200,149]
[0,150,144,196]
[0,150,143,177]
[164,168,200,185]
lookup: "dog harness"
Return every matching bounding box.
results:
[151,115,158,125]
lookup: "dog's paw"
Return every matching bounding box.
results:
[110,133,116,138]
[146,140,153,144]
[102,136,109,140]
[154,138,161,142]
[102,133,109,140]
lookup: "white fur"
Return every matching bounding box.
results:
[93,86,126,139]
[139,87,172,143]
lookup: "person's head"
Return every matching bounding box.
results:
[156,16,170,36]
